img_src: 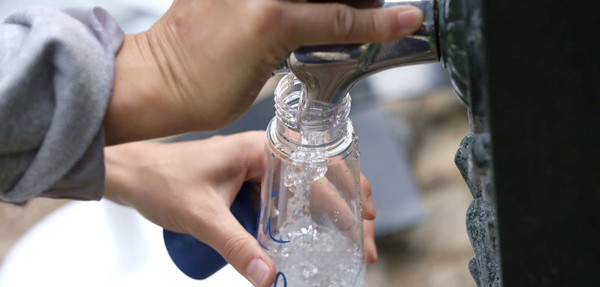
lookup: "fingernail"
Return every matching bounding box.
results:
[397,7,423,33]
[247,258,270,286]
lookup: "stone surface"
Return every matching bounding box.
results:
[466,198,501,287]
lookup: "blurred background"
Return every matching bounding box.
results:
[0,1,475,286]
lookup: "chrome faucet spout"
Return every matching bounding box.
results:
[287,0,439,104]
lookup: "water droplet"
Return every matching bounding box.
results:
[298,262,318,279]
[333,209,341,223]
[281,246,290,257]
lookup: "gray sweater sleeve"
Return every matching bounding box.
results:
[0,6,124,203]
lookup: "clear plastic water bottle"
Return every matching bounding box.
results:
[258,73,366,287]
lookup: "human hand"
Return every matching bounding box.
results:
[103,131,377,286]
[105,0,424,144]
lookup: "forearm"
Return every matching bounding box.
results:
[103,145,133,205]
[103,142,150,206]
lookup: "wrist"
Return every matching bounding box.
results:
[103,143,150,206]
[105,33,194,145]
[104,145,133,205]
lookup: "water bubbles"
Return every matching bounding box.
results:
[299,225,313,235]
[267,226,364,286]
[283,150,326,190]
[283,166,302,188]
[333,208,341,223]
[266,116,365,286]
[312,166,328,181]
[298,262,318,279]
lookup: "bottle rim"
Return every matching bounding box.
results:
[274,73,351,132]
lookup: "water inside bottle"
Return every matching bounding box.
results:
[267,153,365,286]
[265,77,365,286]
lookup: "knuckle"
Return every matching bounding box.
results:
[247,2,282,37]
[240,131,264,148]
[199,117,226,131]
[369,13,385,39]
[222,234,252,263]
[332,4,355,40]
[197,102,243,130]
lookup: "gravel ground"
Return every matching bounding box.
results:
[367,89,476,287]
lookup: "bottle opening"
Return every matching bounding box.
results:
[274,73,351,133]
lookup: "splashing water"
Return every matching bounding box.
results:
[266,130,365,286]
[268,225,365,287]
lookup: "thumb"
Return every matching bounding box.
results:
[198,211,276,287]
[282,3,424,45]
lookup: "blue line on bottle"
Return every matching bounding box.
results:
[274,271,287,287]
[268,217,290,244]
[262,206,269,236]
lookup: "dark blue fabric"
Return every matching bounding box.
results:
[164,182,258,280]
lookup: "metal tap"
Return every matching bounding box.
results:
[287,0,440,105]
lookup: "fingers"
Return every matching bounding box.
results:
[323,158,376,221]
[307,159,376,244]
[364,219,378,264]
[310,177,361,242]
[281,3,424,45]
[198,210,276,287]
[235,131,267,182]
[325,162,376,220]
[360,173,376,220]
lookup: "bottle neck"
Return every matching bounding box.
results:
[273,73,351,148]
